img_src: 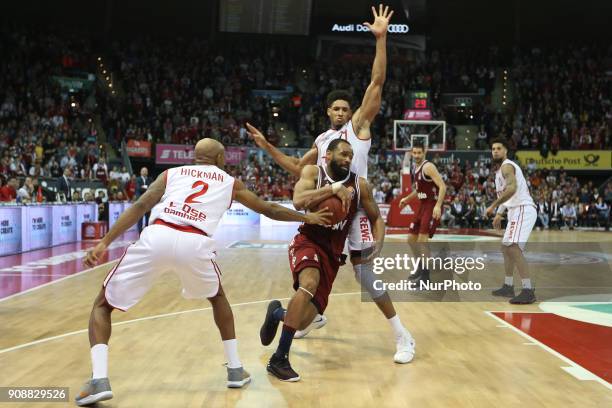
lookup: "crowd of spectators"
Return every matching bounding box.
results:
[0,28,610,230]
[480,45,611,152]
[100,38,304,150]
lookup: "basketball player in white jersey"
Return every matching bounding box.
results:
[246,4,416,364]
[486,138,537,304]
[75,139,332,406]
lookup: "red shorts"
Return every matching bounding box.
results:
[288,234,339,314]
[408,200,439,238]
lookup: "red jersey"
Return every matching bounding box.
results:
[414,160,438,202]
[298,166,360,263]
[0,185,16,202]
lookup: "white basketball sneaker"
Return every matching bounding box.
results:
[294,314,328,339]
[394,330,416,364]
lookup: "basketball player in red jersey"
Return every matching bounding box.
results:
[75,139,332,405]
[247,4,416,365]
[259,139,395,381]
[399,142,447,283]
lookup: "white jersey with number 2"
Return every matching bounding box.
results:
[149,165,234,236]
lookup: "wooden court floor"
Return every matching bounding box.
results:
[1,229,611,407]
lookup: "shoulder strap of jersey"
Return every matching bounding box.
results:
[354,173,361,208]
[314,129,331,150]
[316,166,323,188]
[415,160,428,174]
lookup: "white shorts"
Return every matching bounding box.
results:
[103,225,221,311]
[347,208,374,252]
[503,205,537,251]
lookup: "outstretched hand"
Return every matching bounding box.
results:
[246,122,268,148]
[364,3,394,38]
[305,207,333,226]
[84,242,108,268]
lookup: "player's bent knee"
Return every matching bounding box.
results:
[353,263,386,300]
[298,268,320,294]
[93,289,114,312]
[417,234,429,243]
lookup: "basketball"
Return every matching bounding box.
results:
[317,196,348,225]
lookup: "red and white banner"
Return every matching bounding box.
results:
[403,109,432,120]
[126,140,152,157]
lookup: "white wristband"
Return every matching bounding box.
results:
[496,205,507,215]
[331,182,343,194]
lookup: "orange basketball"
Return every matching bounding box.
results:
[317,196,348,225]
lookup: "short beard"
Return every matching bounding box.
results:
[330,160,349,180]
[492,157,504,165]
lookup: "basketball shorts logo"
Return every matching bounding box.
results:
[508,221,516,237]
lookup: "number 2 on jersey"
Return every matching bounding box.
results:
[185,181,209,203]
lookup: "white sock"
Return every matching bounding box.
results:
[91,344,108,379]
[504,276,514,286]
[521,279,532,289]
[388,315,405,338]
[223,339,241,369]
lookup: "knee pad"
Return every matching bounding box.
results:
[353,262,386,300]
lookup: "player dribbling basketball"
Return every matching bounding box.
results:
[259,139,403,382]
[247,3,415,364]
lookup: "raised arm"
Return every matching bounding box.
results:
[424,162,447,220]
[351,4,394,135]
[246,122,317,176]
[85,172,167,266]
[233,178,331,225]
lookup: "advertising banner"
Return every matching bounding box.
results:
[225,147,248,166]
[76,204,98,241]
[220,203,260,226]
[108,202,123,230]
[0,207,22,256]
[24,206,52,251]
[126,140,152,157]
[51,205,77,246]
[156,144,195,164]
[403,109,432,120]
[516,150,611,170]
